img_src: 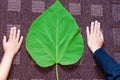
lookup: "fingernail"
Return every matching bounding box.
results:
[91,22,94,24]
[18,29,20,32]
[21,36,23,38]
[3,36,6,38]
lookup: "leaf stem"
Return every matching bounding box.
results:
[56,63,59,80]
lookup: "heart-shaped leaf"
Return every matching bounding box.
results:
[26,0,84,80]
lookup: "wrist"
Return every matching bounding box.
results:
[4,52,15,58]
[91,47,101,53]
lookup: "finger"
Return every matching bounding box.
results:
[16,29,20,41]
[9,28,14,41]
[96,22,100,36]
[86,26,90,39]
[100,31,104,41]
[94,20,98,34]
[18,36,23,46]
[90,22,94,34]
[3,36,7,45]
[13,27,17,39]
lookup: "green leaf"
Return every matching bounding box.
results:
[26,0,84,80]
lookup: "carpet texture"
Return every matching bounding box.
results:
[0,0,120,80]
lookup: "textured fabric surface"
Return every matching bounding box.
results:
[0,0,120,80]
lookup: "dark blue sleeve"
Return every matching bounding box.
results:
[93,48,120,80]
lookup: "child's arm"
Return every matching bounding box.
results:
[86,21,120,79]
[0,27,23,80]
[93,48,120,80]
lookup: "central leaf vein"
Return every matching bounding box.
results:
[56,10,59,63]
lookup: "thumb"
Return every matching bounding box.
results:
[3,36,7,45]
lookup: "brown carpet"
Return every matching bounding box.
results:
[0,0,120,80]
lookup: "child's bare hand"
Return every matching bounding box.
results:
[3,27,23,56]
[86,21,104,53]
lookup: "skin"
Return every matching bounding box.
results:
[0,27,23,80]
[86,21,104,53]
